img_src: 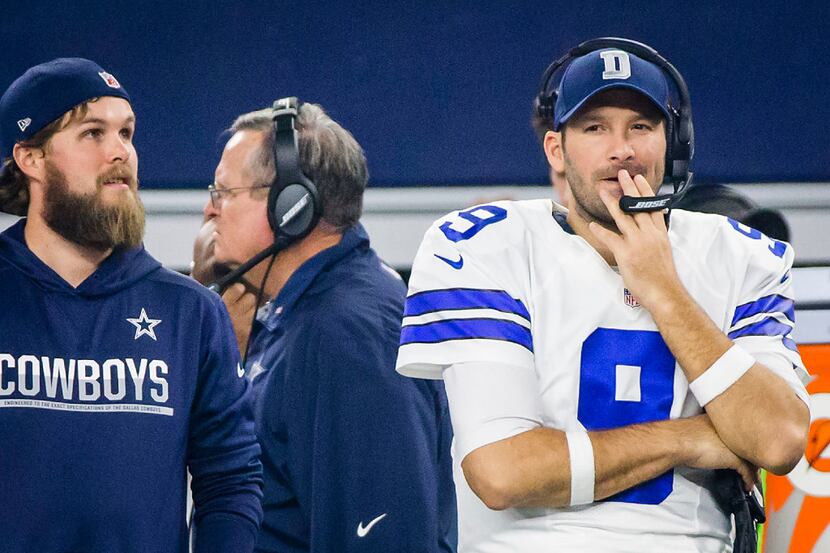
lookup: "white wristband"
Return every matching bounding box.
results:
[688,344,755,407]
[566,429,595,506]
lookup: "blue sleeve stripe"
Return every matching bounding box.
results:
[728,316,793,340]
[404,288,530,321]
[400,318,533,352]
[731,295,795,327]
[783,337,799,353]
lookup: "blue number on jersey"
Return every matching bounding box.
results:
[439,205,507,242]
[727,217,787,258]
[578,328,676,505]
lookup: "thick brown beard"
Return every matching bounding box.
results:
[42,162,146,251]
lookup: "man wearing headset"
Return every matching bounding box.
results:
[396,39,810,552]
[0,58,263,553]
[204,101,456,552]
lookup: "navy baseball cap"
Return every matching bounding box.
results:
[0,58,131,161]
[553,48,672,131]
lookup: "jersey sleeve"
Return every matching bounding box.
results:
[396,205,534,380]
[188,294,264,553]
[722,218,810,403]
[444,361,544,461]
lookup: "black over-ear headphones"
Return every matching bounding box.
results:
[267,96,321,243]
[536,37,694,212]
[206,97,321,295]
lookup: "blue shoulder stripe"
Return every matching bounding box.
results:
[728,316,793,340]
[732,295,795,327]
[782,337,799,353]
[404,288,531,321]
[400,318,533,352]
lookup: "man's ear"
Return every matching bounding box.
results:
[543,130,565,174]
[12,143,45,182]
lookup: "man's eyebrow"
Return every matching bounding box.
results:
[635,112,664,124]
[77,116,136,125]
[569,112,606,124]
[570,110,663,125]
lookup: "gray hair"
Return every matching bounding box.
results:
[230,102,367,230]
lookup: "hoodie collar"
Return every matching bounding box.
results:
[0,218,161,297]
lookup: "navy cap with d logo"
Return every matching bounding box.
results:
[0,58,131,161]
[552,48,672,131]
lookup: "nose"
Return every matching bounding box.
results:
[608,131,635,163]
[203,197,219,219]
[108,134,132,164]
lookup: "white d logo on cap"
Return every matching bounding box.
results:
[600,50,631,80]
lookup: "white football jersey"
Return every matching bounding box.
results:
[396,199,809,553]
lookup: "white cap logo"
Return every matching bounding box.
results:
[600,50,632,80]
[98,71,121,89]
[17,118,32,132]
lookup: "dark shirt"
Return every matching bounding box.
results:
[246,224,456,552]
[0,219,263,553]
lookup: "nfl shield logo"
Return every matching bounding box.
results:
[623,288,640,308]
[98,71,121,89]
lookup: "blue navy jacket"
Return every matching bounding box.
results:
[246,224,456,553]
[0,219,263,553]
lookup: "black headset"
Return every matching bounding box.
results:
[536,37,694,212]
[267,96,321,243]
[206,97,320,294]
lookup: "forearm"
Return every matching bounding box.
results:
[592,421,687,501]
[193,513,258,553]
[649,289,809,472]
[462,419,687,509]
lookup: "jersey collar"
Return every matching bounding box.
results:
[258,223,370,331]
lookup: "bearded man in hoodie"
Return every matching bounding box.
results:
[0,58,263,553]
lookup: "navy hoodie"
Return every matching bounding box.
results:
[0,219,263,553]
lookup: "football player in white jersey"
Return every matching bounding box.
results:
[396,38,811,552]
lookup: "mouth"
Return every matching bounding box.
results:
[102,177,131,189]
[211,229,223,247]
[594,177,624,200]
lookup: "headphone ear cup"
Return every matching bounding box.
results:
[670,114,693,183]
[266,179,280,234]
[536,92,552,119]
[268,97,322,244]
[269,182,320,241]
[677,115,692,145]
[664,114,675,174]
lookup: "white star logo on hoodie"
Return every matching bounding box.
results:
[126,308,162,341]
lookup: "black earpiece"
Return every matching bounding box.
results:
[267,97,321,243]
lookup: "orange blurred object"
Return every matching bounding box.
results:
[762,344,830,552]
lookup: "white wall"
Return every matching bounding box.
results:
[2,183,828,272]
[3,183,829,343]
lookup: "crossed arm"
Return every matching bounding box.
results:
[451,362,755,511]
[460,170,809,511]
[587,170,809,474]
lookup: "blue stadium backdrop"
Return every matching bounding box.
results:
[2,1,826,188]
